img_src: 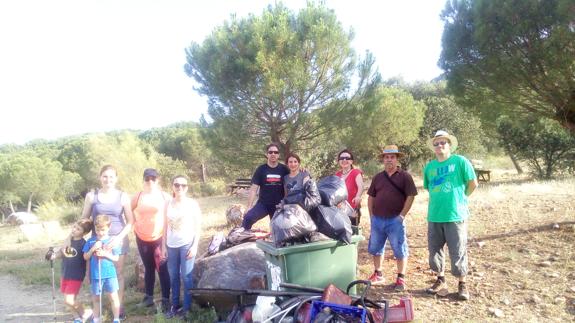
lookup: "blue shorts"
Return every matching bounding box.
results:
[90,277,119,295]
[368,215,409,259]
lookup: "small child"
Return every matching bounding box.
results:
[48,218,93,323]
[83,214,122,323]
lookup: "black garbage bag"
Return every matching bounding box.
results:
[337,200,355,223]
[302,179,322,211]
[284,179,322,212]
[317,176,348,206]
[311,205,352,244]
[271,204,317,247]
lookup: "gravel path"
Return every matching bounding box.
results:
[0,275,67,322]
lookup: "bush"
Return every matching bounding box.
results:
[34,200,82,224]
[496,116,575,179]
[189,178,227,197]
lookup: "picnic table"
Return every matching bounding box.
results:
[228,178,252,194]
[471,159,491,182]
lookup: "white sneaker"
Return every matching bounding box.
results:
[82,308,93,322]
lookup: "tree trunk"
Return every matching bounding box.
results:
[506,149,523,174]
[201,163,207,183]
[27,193,34,213]
[9,200,15,213]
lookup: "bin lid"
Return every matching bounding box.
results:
[256,235,364,256]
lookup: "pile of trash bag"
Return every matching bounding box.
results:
[271,176,353,247]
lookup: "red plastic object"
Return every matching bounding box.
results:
[322,283,352,305]
[297,302,312,323]
[371,297,414,322]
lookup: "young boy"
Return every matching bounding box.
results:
[83,214,122,323]
[48,218,93,323]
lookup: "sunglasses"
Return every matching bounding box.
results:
[433,141,448,147]
[338,156,353,161]
[173,183,188,189]
[267,151,280,155]
[144,176,157,182]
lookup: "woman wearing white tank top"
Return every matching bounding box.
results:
[164,175,201,319]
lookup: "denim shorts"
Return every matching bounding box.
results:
[90,277,119,295]
[368,215,409,259]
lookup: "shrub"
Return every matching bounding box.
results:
[34,200,82,224]
[189,178,227,197]
[496,116,575,179]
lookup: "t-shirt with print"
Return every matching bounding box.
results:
[83,236,121,280]
[284,170,310,197]
[252,163,290,206]
[423,154,476,223]
[61,238,87,281]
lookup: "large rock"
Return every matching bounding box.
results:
[193,242,266,310]
[6,212,38,225]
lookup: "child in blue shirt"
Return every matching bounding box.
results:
[48,218,93,323]
[83,214,121,323]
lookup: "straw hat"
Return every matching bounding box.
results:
[378,144,405,159]
[427,130,458,152]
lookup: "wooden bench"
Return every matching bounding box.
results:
[471,159,491,182]
[475,169,491,182]
[228,178,252,195]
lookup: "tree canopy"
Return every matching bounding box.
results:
[439,0,575,132]
[184,2,378,164]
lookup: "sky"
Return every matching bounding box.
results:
[0,0,446,145]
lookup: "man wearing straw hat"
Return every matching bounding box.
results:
[424,130,478,301]
[366,145,417,292]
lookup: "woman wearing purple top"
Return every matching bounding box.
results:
[81,165,134,318]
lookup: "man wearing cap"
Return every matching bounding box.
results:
[242,143,289,230]
[366,145,417,291]
[423,130,478,301]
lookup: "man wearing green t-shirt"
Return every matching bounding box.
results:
[423,130,478,301]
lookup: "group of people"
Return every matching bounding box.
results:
[50,167,201,323]
[241,144,365,230]
[49,129,477,323]
[241,130,478,301]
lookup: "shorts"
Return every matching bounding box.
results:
[368,215,409,259]
[90,277,119,296]
[60,278,82,295]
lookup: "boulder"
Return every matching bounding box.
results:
[193,242,266,310]
[6,212,38,225]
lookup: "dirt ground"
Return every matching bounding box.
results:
[0,274,67,322]
[1,173,574,322]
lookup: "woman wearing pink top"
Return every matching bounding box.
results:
[131,168,171,310]
[335,149,364,225]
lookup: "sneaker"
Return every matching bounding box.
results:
[161,298,170,313]
[393,277,407,292]
[165,306,182,319]
[138,295,154,308]
[368,271,385,285]
[73,319,82,323]
[82,308,93,322]
[119,308,126,320]
[112,320,120,323]
[426,278,447,294]
[458,282,470,300]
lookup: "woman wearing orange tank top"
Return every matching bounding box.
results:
[131,168,171,310]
